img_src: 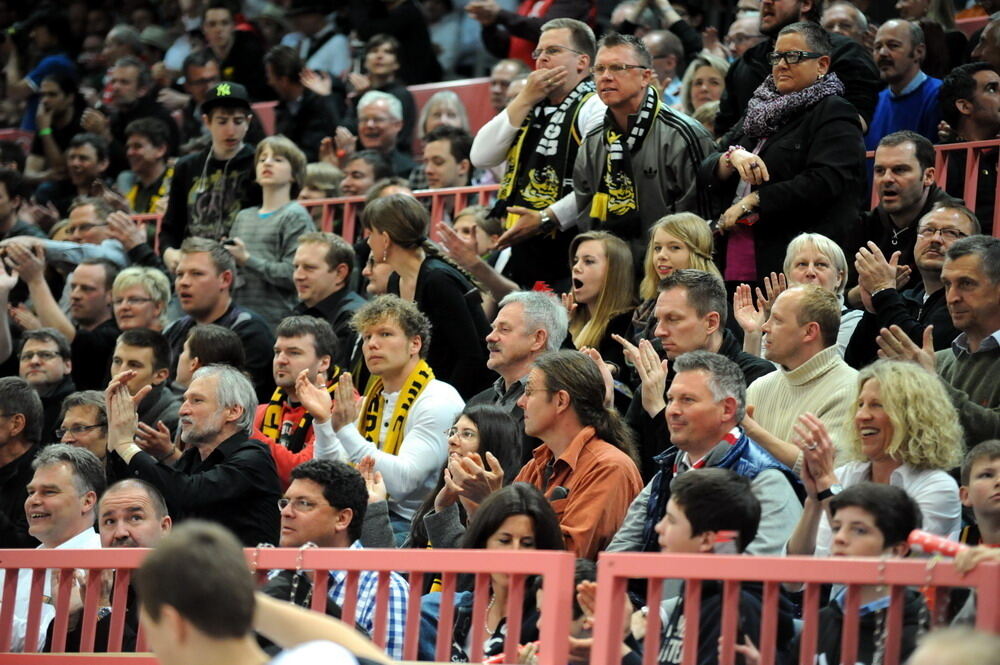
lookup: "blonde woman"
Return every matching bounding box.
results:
[112,267,171,331]
[785,359,964,557]
[632,213,720,344]
[735,232,861,357]
[679,53,729,116]
[567,231,636,376]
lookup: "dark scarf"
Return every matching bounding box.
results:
[590,84,660,237]
[742,72,845,139]
[493,78,596,227]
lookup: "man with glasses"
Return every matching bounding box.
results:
[341,91,414,179]
[877,235,1000,448]
[264,459,408,659]
[566,33,713,264]
[642,30,685,103]
[724,13,766,58]
[158,81,261,271]
[715,0,879,139]
[105,362,281,546]
[847,203,979,366]
[18,329,76,443]
[56,390,109,464]
[472,19,604,289]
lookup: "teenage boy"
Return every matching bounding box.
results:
[779,483,925,665]
[623,468,794,665]
[959,439,1000,547]
[158,82,261,269]
[226,135,315,329]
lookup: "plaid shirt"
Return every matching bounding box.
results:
[328,541,409,659]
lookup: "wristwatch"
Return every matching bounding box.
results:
[538,210,557,234]
[816,483,844,502]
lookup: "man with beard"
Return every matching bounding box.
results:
[939,63,1000,234]
[865,20,941,150]
[105,364,281,546]
[847,203,979,366]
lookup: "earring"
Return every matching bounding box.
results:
[382,247,388,263]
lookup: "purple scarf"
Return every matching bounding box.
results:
[742,72,845,139]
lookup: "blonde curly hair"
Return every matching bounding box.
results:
[846,360,964,470]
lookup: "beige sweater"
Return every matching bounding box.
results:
[746,346,859,460]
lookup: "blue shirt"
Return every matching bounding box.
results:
[864,72,942,150]
[21,53,76,131]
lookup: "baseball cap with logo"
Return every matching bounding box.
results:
[201,81,253,115]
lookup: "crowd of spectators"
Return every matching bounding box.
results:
[0,0,999,662]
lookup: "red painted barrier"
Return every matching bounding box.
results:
[956,16,989,38]
[591,552,1000,665]
[0,547,574,665]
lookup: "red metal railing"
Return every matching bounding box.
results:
[956,16,989,38]
[867,138,1000,237]
[294,183,500,240]
[0,547,574,664]
[591,552,1000,665]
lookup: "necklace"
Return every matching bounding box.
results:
[889,224,909,246]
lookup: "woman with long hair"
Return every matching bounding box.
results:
[363,194,492,398]
[777,359,964,557]
[361,403,523,550]
[631,213,721,347]
[566,231,637,378]
[417,482,564,662]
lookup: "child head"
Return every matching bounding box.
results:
[641,213,719,300]
[255,135,307,195]
[960,440,1000,537]
[829,483,922,558]
[655,468,760,554]
[532,558,596,639]
[453,205,503,255]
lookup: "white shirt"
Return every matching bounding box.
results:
[813,462,961,557]
[281,27,351,78]
[314,378,464,521]
[270,640,359,664]
[0,525,101,651]
[470,94,606,230]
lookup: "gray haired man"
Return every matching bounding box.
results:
[467,291,568,466]
[105,364,281,545]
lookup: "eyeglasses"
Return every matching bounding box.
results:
[916,226,968,241]
[767,50,825,66]
[358,115,392,126]
[531,45,586,60]
[445,427,479,440]
[19,350,61,362]
[113,296,155,307]
[56,422,106,438]
[590,64,649,76]
[277,497,329,513]
[726,33,762,45]
[66,222,108,235]
[522,387,554,398]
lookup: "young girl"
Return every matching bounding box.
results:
[227,135,316,329]
[566,231,636,378]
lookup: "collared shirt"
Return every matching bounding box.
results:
[890,69,928,99]
[1,525,101,651]
[514,426,642,559]
[674,427,742,474]
[327,541,409,659]
[126,432,281,546]
[951,329,1000,355]
[489,374,528,411]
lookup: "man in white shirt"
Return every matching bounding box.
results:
[308,295,464,543]
[470,18,604,289]
[6,444,104,651]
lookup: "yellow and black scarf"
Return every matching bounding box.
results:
[493,79,595,229]
[260,366,341,453]
[590,84,660,237]
[359,359,434,455]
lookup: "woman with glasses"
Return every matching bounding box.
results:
[361,403,522,552]
[111,267,171,331]
[699,21,865,293]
